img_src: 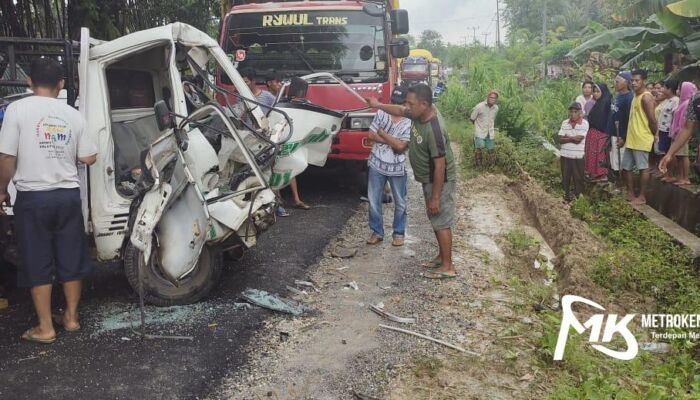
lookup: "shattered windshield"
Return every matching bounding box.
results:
[224,10,387,82]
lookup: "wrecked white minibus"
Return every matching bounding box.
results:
[0,23,346,305]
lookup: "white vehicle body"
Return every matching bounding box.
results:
[2,23,344,305]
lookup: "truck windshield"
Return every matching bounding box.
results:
[403,64,428,72]
[224,10,387,82]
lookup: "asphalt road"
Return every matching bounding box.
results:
[0,166,361,400]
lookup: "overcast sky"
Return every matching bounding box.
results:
[400,0,506,46]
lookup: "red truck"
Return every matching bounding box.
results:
[218,0,409,179]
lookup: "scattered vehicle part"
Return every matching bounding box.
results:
[241,288,307,316]
[286,285,308,297]
[294,280,320,292]
[378,324,480,356]
[345,281,359,291]
[640,342,672,354]
[369,304,415,324]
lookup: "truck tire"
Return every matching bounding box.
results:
[123,241,223,306]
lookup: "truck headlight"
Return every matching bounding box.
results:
[350,117,373,130]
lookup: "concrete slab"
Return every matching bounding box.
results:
[631,203,700,259]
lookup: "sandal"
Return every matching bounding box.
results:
[21,328,56,344]
[422,269,457,280]
[293,202,311,210]
[52,313,80,332]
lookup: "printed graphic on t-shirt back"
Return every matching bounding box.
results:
[35,115,73,160]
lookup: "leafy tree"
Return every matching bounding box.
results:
[567,0,700,71]
[417,29,446,60]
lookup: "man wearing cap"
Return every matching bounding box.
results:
[470,90,499,167]
[365,84,458,279]
[365,85,412,247]
[558,102,588,201]
[606,71,634,178]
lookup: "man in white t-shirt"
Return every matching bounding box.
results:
[558,102,588,201]
[0,58,97,344]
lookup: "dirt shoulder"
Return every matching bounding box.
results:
[207,161,609,399]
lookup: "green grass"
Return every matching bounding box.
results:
[505,228,539,252]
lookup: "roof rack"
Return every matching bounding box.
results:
[0,37,79,107]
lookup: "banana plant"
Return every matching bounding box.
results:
[566,0,700,69]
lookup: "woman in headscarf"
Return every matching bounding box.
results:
[584,83,612,181]
[668,81,698,186]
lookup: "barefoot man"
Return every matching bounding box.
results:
[622,69,657,205]
[365,83,458,279]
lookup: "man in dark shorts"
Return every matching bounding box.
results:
[0,58,97,343]
[366,84,458,279]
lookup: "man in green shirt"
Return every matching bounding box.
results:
[366,84,457,279]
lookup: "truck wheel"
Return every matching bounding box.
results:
[123,241,223,306]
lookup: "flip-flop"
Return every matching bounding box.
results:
[293,202,311,210]
[21,329,56,344]
[420,259,442,269]
[422,269,457,280]
[52,313,81,332]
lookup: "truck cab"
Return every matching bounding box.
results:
[218,1,409,177]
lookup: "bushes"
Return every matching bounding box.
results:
[438,51,578,143]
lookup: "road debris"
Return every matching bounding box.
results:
[233,302,252,310]
[332,245,358,258]
[241,288,307,316]
[279,331,290,342]
[286,285,308,297]
[344,281,359,291]
[369,304,415,324]
[378,324,480,356]
[352,390,380,400]
[121,337,131,341]
[294,280,320,292]
[640,342,672,354]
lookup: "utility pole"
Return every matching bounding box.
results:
[542,0,548,80]
[462,36,469,48]
[467,26,478,44]
[496,0,501,49]
[482,33,490,47]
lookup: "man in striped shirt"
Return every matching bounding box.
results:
[558,102,588,201]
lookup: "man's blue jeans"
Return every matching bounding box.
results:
[368,166,407,238]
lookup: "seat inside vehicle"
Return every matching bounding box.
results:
[105,45,171,197]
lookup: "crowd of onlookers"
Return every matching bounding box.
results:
[558,69,700,204]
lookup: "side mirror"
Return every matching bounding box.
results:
[390,9,409,35]
[288,76,309,98]
[390,38,410,59]
[154,100,174,131]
